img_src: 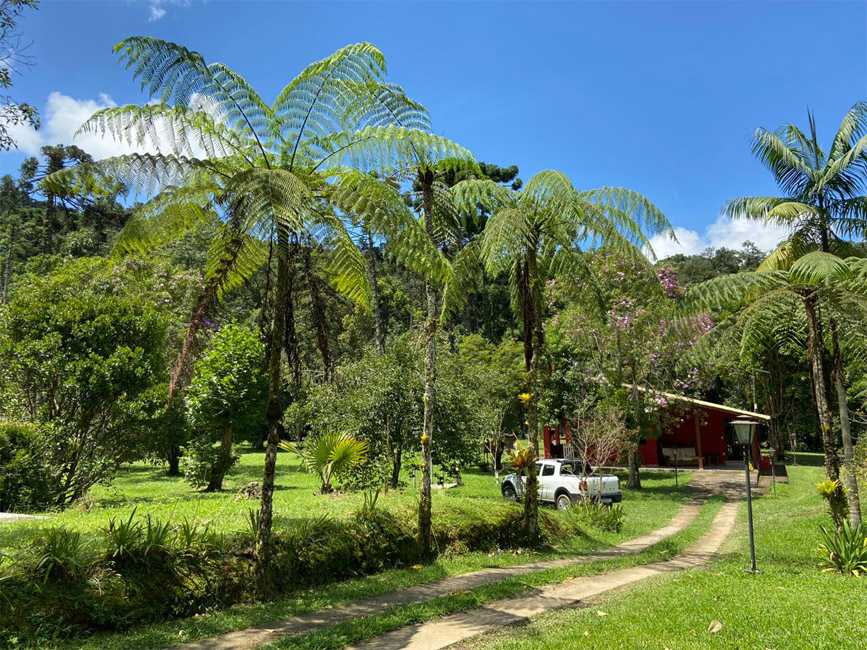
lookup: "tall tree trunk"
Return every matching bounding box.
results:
[256,231,289,586]
[803,292,846,514]
[303,242,333,381]
[831,321,862,526]
[1,222,15,304]
[418,168,437,558]
[166,445,181,476]
[627,382,643,489]
[390,446,403,490]
[368,231,385,355]
[523,249,543,540]
[283,243,301,394]
[206,421,235,492]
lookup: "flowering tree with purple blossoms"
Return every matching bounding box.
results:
[543,251,714,488]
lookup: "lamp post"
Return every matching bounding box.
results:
[731,417,758,573]
[768,448,776,497]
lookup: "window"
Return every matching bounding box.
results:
[541,464,556,477]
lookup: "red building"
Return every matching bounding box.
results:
[542,390,770,470]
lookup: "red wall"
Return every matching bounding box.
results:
[546,406,763,467]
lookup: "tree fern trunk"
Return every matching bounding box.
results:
[303,242,333,381]
[831,321,861,526]
[418,168,437,558]
[524,250,542,541]
[368,231,385,355]
[803,292,846,512]
[257,232,289,587]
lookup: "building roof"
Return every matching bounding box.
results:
[628,385,772,421]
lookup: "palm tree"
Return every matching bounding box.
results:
[724,102,867,525]
[453,172,672,537]
[686,252,867,525]
[48,37,441,578]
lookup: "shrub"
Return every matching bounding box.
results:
[818,521,867,576]
[184,324,267,491]
[28,528,93,584]
[0,258,171,506]
[565,500,625,533]
[0,421,52,512]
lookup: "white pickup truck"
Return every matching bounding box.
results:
[501,459,622,510]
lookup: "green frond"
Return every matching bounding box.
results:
[344,81,431,131]
[480,207,531,274]
[113,37,274,149]
[749,127,814,196]
[321,126,475,175]
[789,251,850,287]
[272,43,388,153]
[203,222,269,299]
[834,196,867,240]
[314,211,372,304]
[683,270,788,312]
[820,133,867,197]
[114,180,220,255]
[221,167,313,239]
[451,178,514,215]
[440,238,483,321]
[723,196,793,222]
[577,186,673,243]
[831,101,867,160]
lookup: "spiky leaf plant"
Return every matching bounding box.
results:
[280,433,369,494]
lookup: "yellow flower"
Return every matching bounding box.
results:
[412,564,423,570]
[517,392,533,405]
[421,433,429,444]
[524,420,530,426]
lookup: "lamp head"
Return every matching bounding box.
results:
[730,417,758,446]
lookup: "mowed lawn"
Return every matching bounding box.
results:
[0,447,693,556]
[457,465,867,650]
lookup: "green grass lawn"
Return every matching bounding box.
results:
[1,451,697,650]
[0,447,692,554]
[457,465,867,650]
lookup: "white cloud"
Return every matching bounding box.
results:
[3,91,219,161]
[149,4,167,21]
[646,215,791,260]
[3,91,155,160]
[145,0,191,22]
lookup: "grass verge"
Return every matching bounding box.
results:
[456,466,867,650]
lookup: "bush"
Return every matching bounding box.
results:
[0,258,172,506]
[818,521,867,576]
[564,500,625,533]
[184,324,267,491]
[0,502,556,644]
[0,421,53,512]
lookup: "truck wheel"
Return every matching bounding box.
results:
[556,493,573,511]
[502,483,518,501]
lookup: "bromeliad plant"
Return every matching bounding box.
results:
[280,433,370,494]
[818,520,867,576]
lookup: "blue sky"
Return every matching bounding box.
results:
[2,0,866,257]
